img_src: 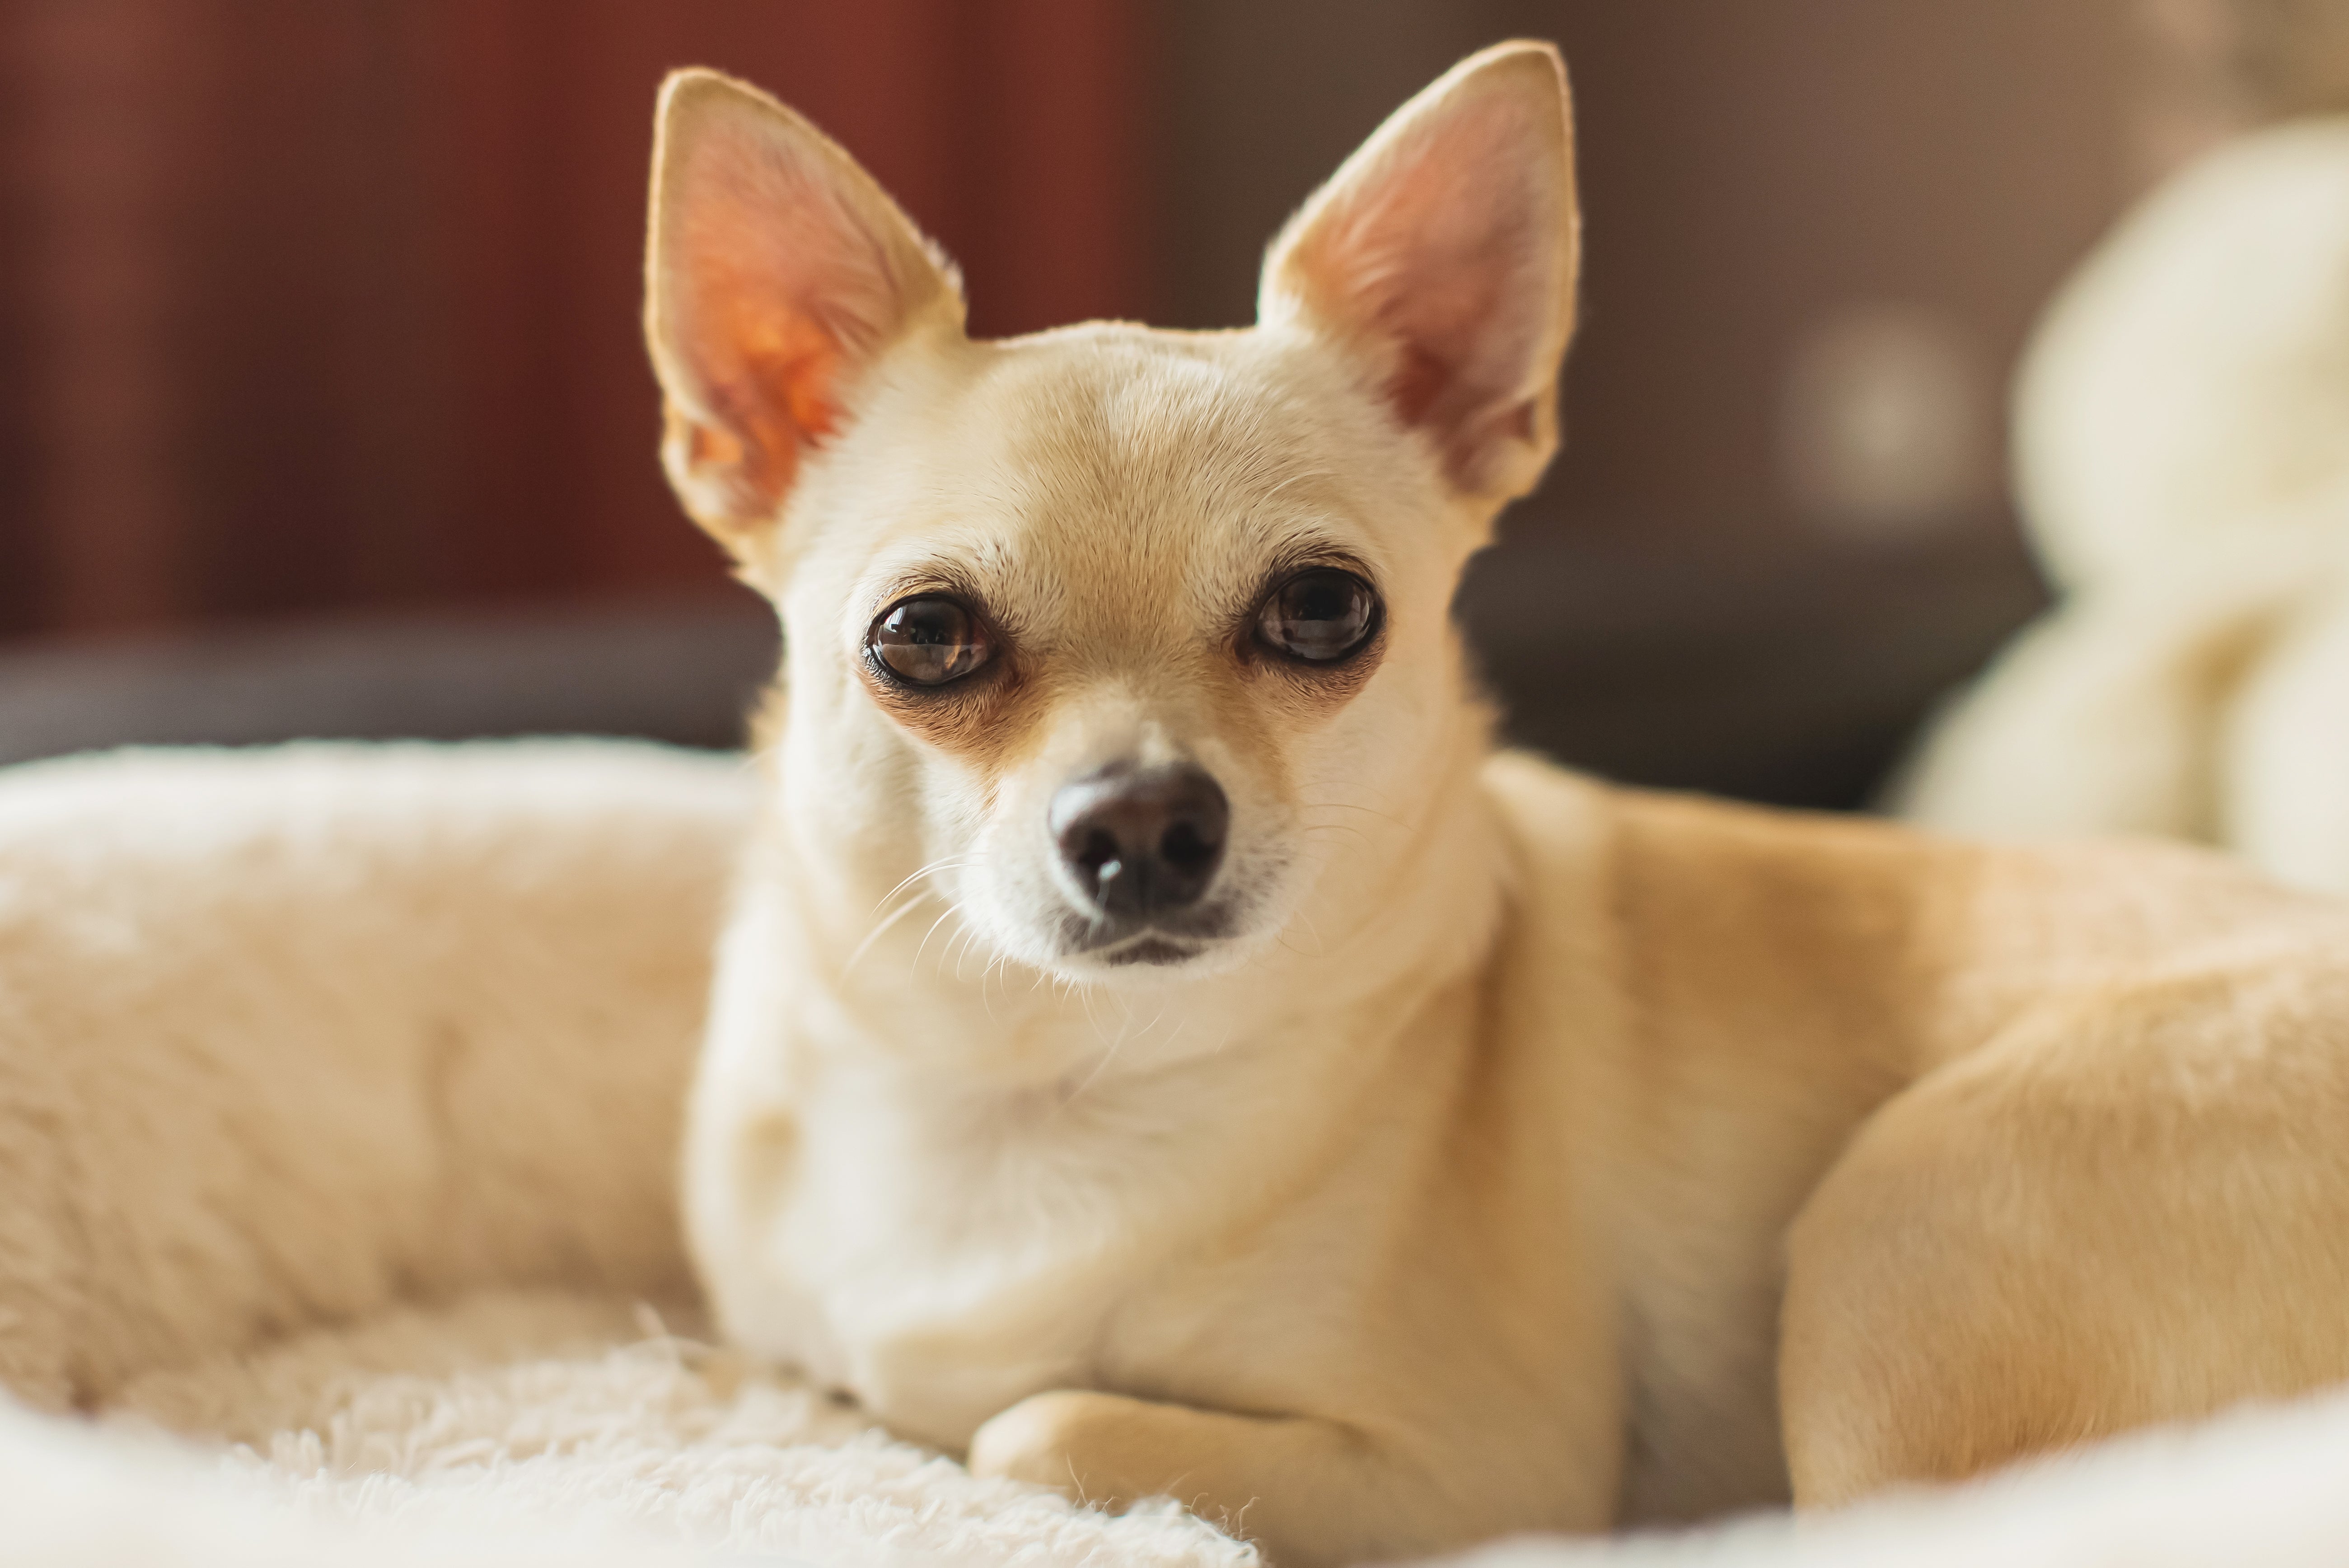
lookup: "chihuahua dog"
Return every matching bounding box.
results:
[644,42,2349,1567]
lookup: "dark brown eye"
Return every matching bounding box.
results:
[867,596,992,687]
[1255,569,1378,664]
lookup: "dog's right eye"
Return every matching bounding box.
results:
[867,596,992,687]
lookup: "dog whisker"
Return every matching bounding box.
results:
[948,920,990,984]
[1296,824,1374,849]
[842,857,985,980]
[867,855,978,918]
[1058,1033,1126,1107]
[980,950,1013,1024]
[840,896,927,980]
[1293,910,1324,946]
[1060,986,1166,1106]
[936,916,982,983]
[1076,980,1117,1050]
[911,905,964,974]
[1297,800,1412,833]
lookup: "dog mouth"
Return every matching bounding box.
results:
[1096,934,1209,968]
[1058,904,1236,968]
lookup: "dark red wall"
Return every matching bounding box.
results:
[1,2,2158,645]
[0,0,1156,636]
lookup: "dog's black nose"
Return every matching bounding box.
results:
[1050,762,1229,918]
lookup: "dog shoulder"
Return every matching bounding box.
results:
[1478,748,1974,950]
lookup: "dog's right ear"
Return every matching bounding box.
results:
[645,70,964,552]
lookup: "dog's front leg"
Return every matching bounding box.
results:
[967,1388,1446,1567]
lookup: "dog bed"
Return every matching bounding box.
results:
[5,740,2349,1568]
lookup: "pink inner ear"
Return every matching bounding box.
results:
[666,117,909,500]
[1291,90,1558,462]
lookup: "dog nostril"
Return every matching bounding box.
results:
[1075,828,1123,880]
[1160,820,1216,875]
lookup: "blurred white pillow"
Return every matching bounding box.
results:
[1894,118,2349,897]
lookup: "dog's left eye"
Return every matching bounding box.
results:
[1256,570,1379,664]
[868,596,992,687]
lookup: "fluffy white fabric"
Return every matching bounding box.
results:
[19,1283,2349,1568]
[0,741,1250,1567]
[90,1290,1252,1567]
[6,740,2349,1567]
[1895,119,2349,896]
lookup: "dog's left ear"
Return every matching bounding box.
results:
[645,69,965,553]
[1260,41,1579,505]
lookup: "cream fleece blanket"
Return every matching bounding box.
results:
[4,740,2348,1567]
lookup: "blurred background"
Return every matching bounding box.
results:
[0,0,2298,805]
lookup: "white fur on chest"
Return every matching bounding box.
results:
[777,1068,1207,1443]
[686,880,1331,1445]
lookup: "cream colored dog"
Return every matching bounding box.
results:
[643,43,2349,1567]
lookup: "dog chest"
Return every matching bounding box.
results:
[735,1062,1207,1447]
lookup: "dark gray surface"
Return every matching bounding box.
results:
[1457,526,2047,807]
[0,531,2045,810]
[0,595,780,768]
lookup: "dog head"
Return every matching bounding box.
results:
[644,44,1578,983]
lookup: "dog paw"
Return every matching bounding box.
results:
[967,1389,1129,1505]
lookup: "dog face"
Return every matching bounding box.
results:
[645,46,1578,982]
